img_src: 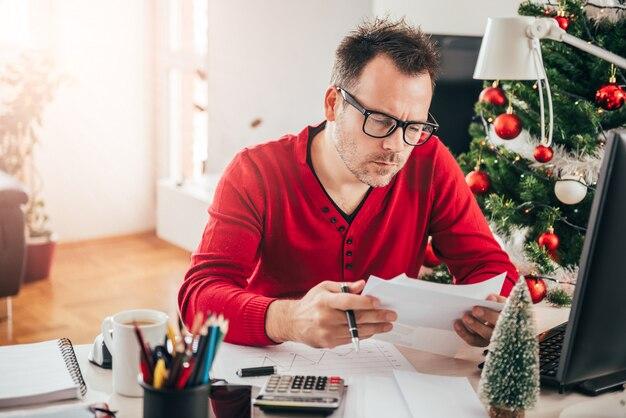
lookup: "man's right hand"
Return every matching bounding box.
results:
[265,280,396,348]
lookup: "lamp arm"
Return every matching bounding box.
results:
[528,17,626,70]
[560,34,626,70]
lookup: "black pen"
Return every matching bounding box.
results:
[340,282,360,353]
[236,366,276,377]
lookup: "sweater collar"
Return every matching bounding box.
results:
[296,120,326,166]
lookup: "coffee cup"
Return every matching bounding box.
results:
[102,309,168,397]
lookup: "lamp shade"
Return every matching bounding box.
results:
[474,17,545,80]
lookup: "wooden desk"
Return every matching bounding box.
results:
[1,303,623,417]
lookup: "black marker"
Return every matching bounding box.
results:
[236,366,276,377]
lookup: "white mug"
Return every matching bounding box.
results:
[101,309,168,397]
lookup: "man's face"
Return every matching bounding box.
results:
[329,54,433,187]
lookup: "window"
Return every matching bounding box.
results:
[156,0,209,186]
[0,0,33,48]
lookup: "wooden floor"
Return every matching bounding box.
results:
[0,232,191,346]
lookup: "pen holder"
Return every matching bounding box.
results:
[140,381,210,418]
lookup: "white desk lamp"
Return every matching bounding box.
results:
[473,17,626,147]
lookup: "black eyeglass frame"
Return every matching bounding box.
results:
[336,86,439,146]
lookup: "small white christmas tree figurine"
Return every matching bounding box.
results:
[479,277,540,418]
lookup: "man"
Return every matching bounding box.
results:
[178,18,519,349]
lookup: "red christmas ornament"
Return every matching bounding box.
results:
[423,241,441,267]
[493,111,522,140]
[554,15,569,30]
[533,144,554,163]
[595,80,625,111]
[479,86,507,107]
[524,275,548,304]
[537,227,560,252]
[465,170,491,194]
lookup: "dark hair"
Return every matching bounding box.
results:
[331,17,440,91]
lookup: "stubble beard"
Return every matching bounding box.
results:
[332,117,403,188]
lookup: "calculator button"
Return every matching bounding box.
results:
[277,388,288,392]
[302,389,312,393]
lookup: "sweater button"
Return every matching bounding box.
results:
[346,238,353,244]
[330,217,337,223]
[338,226,345,232]
[322,207,330,213]
[345,264,353,270]
[346,250,352,256]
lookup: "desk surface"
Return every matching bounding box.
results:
[1,304,624,418]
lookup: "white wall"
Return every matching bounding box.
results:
[18,0,156,242]
[204,0,373,173]
[373,0,522,36]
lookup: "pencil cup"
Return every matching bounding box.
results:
[140,381,210,418]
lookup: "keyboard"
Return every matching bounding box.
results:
[538,322,567,378]
[477,322,569,383]
[253,374,345,415]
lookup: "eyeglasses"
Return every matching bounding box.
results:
[336,87,439,146]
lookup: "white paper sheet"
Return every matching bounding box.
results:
[393,370,487,418]
[211,338,415,387]
[346,376,412,418]
[362,273,506,357]
[389,272,507,299]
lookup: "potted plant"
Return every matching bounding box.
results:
[0,53,64,282]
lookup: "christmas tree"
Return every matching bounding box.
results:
[478,278,540,417]
[423,0,626,306]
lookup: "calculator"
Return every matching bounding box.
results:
[253,374,345,415]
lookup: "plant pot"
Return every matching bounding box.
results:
[23,234,57,283]
[489,406,525,418]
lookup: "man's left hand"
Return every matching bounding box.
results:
[453,293,507,347]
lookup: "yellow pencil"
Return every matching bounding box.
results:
[153,358,167,389]
[166,323,177,350]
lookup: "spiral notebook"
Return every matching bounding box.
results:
[0,339,87,409]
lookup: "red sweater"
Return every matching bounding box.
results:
[178,123,519,346]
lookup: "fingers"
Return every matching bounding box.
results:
[326,292,380,311]
[319,280,366,293]
[471,306,500,327]
[354,322,393,338]
[331,322,393,340]
[486,293,507,303]
[462,312,493,341]
[454,319,489,347]
[355,309,397,324]
[308,323,392,349]
[347,280,366,294]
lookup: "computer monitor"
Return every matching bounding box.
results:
[549,129,626,394]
